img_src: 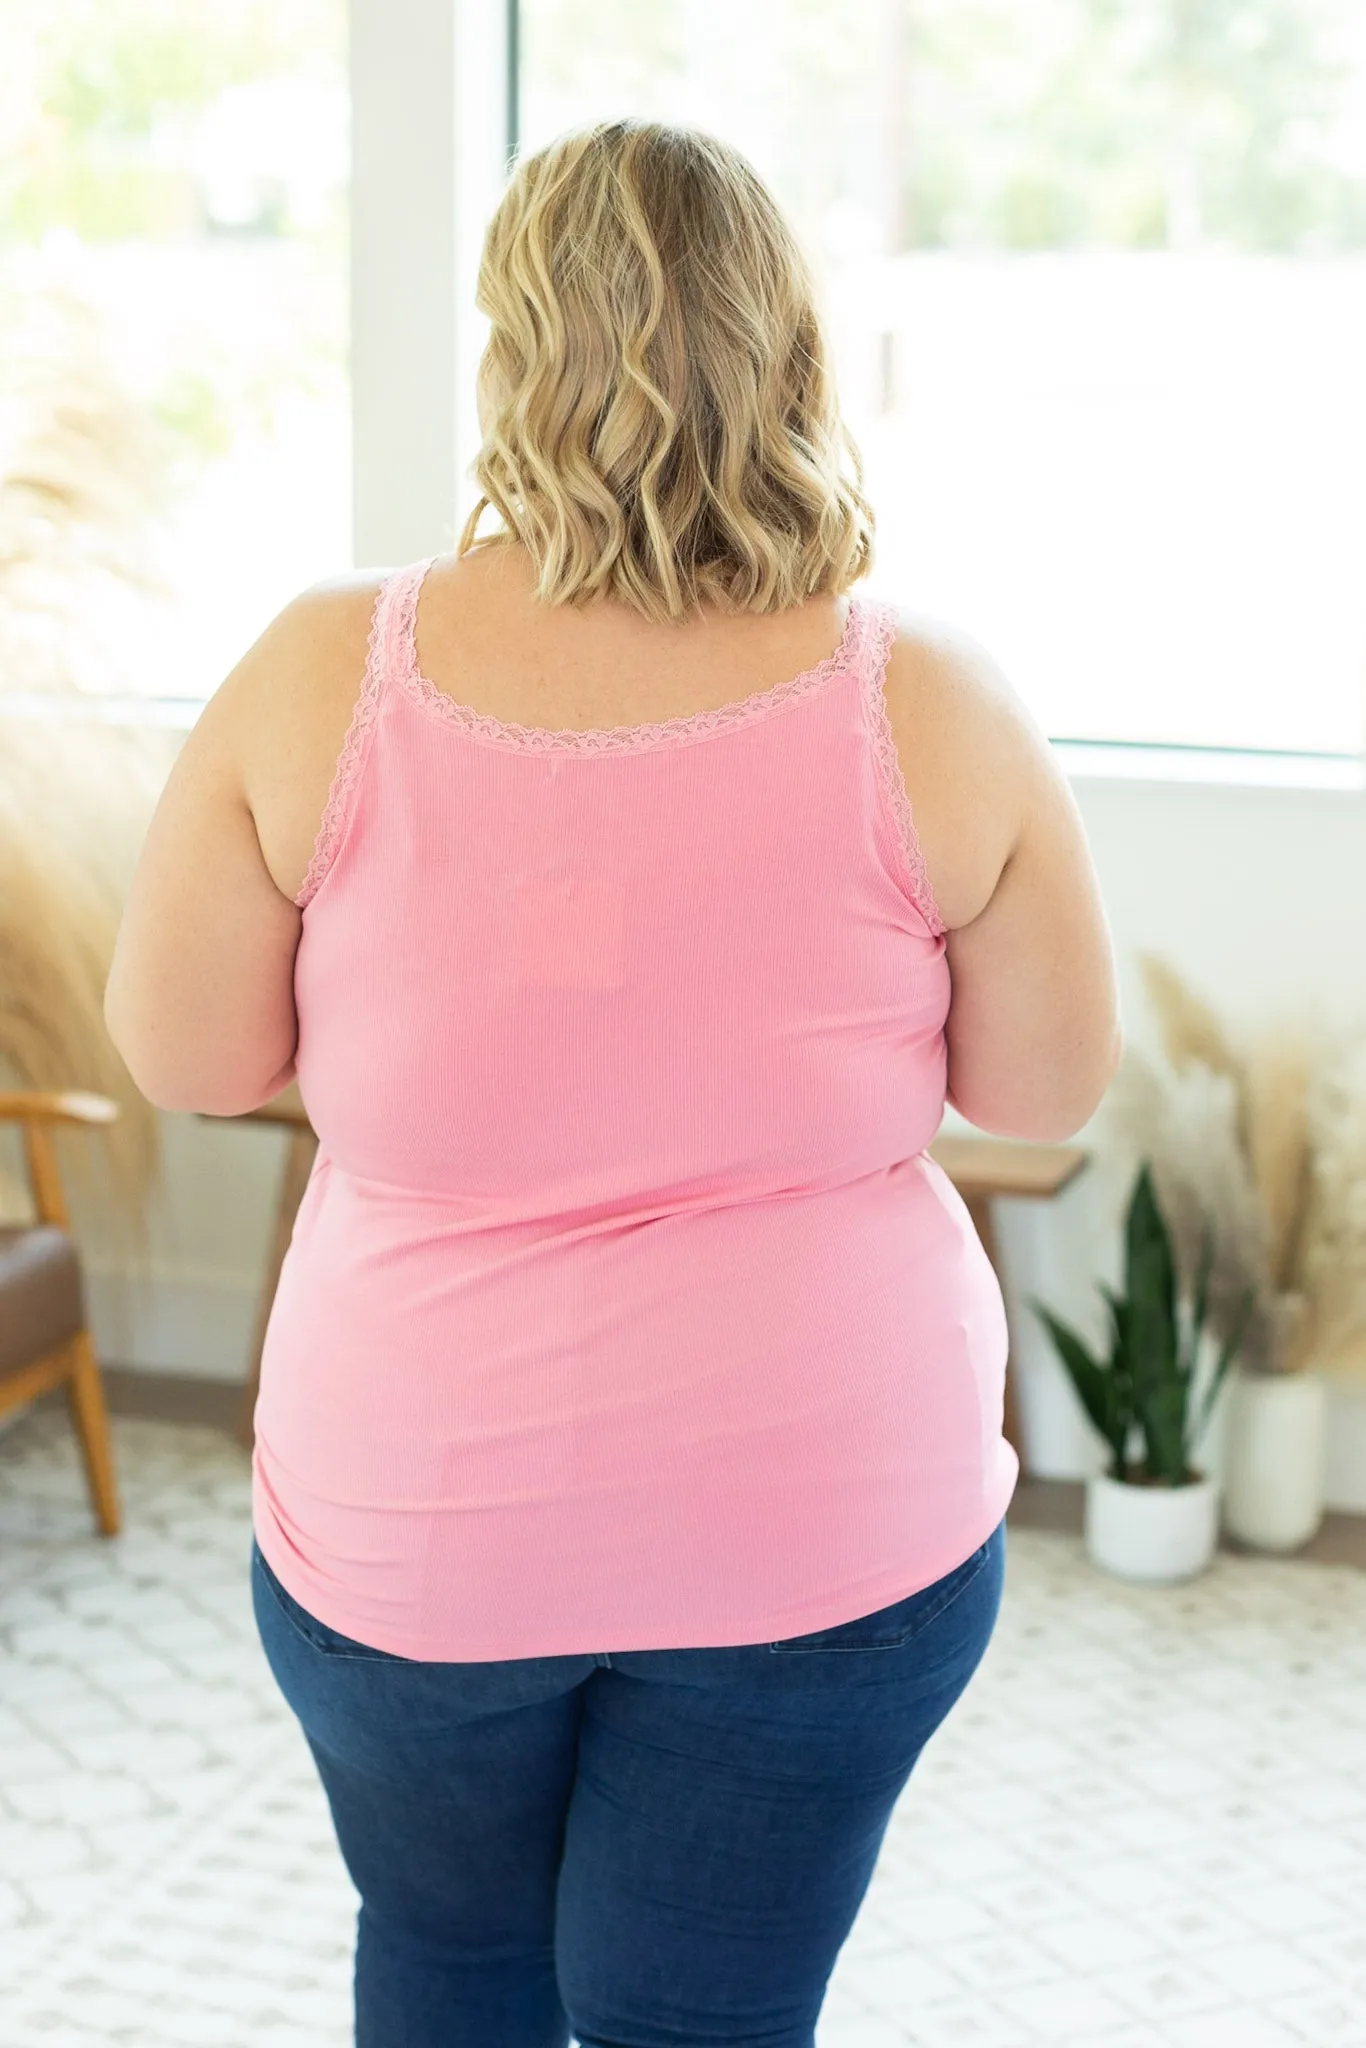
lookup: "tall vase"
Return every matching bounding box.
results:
[1221,1365,1327,1552]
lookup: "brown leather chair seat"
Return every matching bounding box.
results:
[0,1223,86,1378]
[0,1090,121,1535]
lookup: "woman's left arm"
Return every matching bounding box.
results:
[104,596,323,1118]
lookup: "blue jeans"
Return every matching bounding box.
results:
[251,1520,1006,2048]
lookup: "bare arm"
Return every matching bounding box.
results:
[923,625,1124,1143]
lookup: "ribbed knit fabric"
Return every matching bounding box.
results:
[250,557,1018,1660]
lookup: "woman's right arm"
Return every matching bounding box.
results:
[923,625,1124,1144]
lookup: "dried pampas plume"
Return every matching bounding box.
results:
[1241,1026,1316,1298]
[0,281,172,642]
[1102,1042,1281,1373]
[0,717,171,1256]
[1113,953,1355,1378]
[1296,1040,1366,1380]
[1135,952,1248,1144]
[0,275,180,1252]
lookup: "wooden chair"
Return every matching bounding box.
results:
[0,1089,122,1536]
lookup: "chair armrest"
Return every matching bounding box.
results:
[0,1090,121,1128]
[0,1091,120,1227]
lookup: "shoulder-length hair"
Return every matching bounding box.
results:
[456,119,876,623]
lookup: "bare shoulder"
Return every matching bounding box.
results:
[232,571,389,728]
[217,570,389,902]
[217,569,387,776]
[287,567,389,647]
[882,605,1030,756]
[880,605,1034,931]
[216,569,385,705]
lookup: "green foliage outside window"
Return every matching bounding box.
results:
[0,0,344,244]
[5,0,1363,252]
[525,0,1366,254]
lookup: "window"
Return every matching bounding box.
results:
[519,0,1366,756]
[0,1,349,710]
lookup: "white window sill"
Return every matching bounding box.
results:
[3,694,209,730]
[3,693,1364,792]
[1054,740,1365,791]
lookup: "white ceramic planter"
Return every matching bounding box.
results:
[1084,1470,1219,1584]
[1222,1366,1327,1553]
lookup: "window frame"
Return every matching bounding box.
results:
[13,0,1359,790]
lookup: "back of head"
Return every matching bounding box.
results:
[457,119,876,624]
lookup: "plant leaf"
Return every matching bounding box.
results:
[1029,1298,1132,1476]
[1097,1281,1130,1371]
[1126,1165,1186,1479]
[1192,1284,1259,1452]
[1188,1220,1215,1376]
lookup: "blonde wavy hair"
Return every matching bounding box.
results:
[456,119,876,623]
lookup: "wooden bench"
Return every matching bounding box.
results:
[927,1135,1091,1466]
[216,1093,1090,1471]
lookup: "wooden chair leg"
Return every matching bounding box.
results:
[64,1328,121,1536]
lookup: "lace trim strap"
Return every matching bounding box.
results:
[391,581,866,755]
[295,561,430,911]
[861,599,947,939]
[385,553,440,690]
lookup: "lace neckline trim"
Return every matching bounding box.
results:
[387,555,870,755]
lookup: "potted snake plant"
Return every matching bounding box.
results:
[1030,1163,1256,1583]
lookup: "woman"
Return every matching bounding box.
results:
[105,120,1121,2048]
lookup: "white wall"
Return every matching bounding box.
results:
[65,761,1366,1511]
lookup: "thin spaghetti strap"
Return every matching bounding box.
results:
[295,561,430,911]
[385,554,441,687]
[862,597,947,940]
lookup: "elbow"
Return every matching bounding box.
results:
[102,987,157,1103]
[946,1029,1124,1146]
[1031,1043,1127,1143]
[103,991,291,1119]
[106,1064,279,1119]
[101,1029,195,1116]
[102,988,170,1111]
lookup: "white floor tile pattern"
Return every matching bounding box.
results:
[2,1408,1366,2047]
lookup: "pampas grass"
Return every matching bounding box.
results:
[1102,1037,1288,1375]
[0,717,172,1254]
[0,272,182,1255]
[1296,1040,1366,1380]
[1134,952,1247,1093]
[1242,1025,1317,1296]
[1101,951,1363,1379]
[0,281,172,646]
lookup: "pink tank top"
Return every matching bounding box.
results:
[250,556,1017,1660]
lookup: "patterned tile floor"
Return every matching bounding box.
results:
[2,1406,1366,2048]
